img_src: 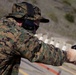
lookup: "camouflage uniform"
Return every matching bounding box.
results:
[0,17,67,75]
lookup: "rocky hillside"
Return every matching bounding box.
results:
[0,0,76,41]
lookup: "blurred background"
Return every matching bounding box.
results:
[0,0,76,42]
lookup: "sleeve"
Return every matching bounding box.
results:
[14,27,67,66]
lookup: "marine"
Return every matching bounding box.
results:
[0,2,76,75]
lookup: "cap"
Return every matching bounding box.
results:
[7,2,49,23]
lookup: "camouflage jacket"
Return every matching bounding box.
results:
[0,18,67,75]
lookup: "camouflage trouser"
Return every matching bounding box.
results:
[0,55,21,75]
[9,56,21,75]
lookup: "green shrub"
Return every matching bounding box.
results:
[73,8,76,13]
[62,0,71,6]
[65,13,74,23]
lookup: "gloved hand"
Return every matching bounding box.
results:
[66,49,76,64]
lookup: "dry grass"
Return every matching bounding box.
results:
[48,12,58,23]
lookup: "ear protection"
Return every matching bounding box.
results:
[22,19,39,31]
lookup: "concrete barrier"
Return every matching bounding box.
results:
[34,33,73,51]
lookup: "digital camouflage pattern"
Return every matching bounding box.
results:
[0,18,67,75]
[8,2,49,23]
